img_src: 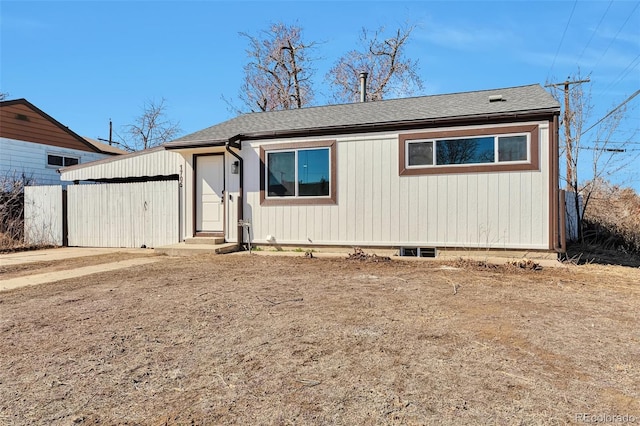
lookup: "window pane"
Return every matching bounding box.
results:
[64,157,79,166]
[298,148,329,196]
[498,136,527,161]
[436,137,494,165]
[407,141,433,166]
[47,155,63,166]
[268,151,295,197]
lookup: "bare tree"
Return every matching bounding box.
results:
[0,91,9,101]
[239,23,317,112]
[326,24,424,103]
[116,98,182,151]
[547,72,639,242]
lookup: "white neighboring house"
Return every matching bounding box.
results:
[0,98,125,186]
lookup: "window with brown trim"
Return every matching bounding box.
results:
[399,124,539,175]
[260,140,337,206]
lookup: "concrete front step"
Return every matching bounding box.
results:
[155,242,239,257]
[184,237,225,245]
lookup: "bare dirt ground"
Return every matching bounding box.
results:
[0,252,638,425]
[0,252,157,280]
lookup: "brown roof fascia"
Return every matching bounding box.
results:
[1,98,103,153]
[245,109,560,140]
[164,108,560,149]
[164,139,230,150]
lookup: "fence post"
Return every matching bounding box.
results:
[62,189,68,247]
[559,190,567,253]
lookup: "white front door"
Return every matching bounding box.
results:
[195,155,224,233]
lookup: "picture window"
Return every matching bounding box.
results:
[405,134,529,169]
[399,125,539,176]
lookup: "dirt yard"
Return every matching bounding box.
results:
[0,251,638,425]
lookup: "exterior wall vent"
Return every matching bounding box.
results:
[15,113,30,121]
[400,247,437,258]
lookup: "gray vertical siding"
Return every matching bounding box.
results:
[243,122,551,250]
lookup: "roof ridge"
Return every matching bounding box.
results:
[168,84,559,147]
[236,83,544,118]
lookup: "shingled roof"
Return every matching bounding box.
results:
[166,84,559,148]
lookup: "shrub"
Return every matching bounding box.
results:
[582,180,640,254]
[0,172,34,250]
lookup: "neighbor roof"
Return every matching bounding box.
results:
[166,84,560,148]
[0,98,103,153]
[83,137,128,155]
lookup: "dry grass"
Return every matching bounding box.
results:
[0,253,638,425]
[565,243,640,268]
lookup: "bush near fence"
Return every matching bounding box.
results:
[582,181,640,254]
[0,174,28,250]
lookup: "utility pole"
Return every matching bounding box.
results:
[98,118,122,147]
[546,78,590,191]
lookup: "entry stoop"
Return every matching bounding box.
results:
[155,241,239,256]
[184,237,226,245]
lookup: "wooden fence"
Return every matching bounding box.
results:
[24,185,64,246]
[24,181,179,248]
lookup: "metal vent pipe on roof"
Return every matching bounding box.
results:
[359,72,368,102]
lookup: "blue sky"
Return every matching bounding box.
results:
[1,0,639,189]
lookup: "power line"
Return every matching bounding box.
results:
[593,141,640,145]
[576,0,614,66]
[578,147,640,152]
[547,0,578,81]
[581,89,640,137]
[604,53,640,93]
[592,1,640,72]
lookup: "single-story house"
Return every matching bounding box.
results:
[60,83,564,254]
[0,98,125,186]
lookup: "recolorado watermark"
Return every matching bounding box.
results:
[576,413,637,423]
